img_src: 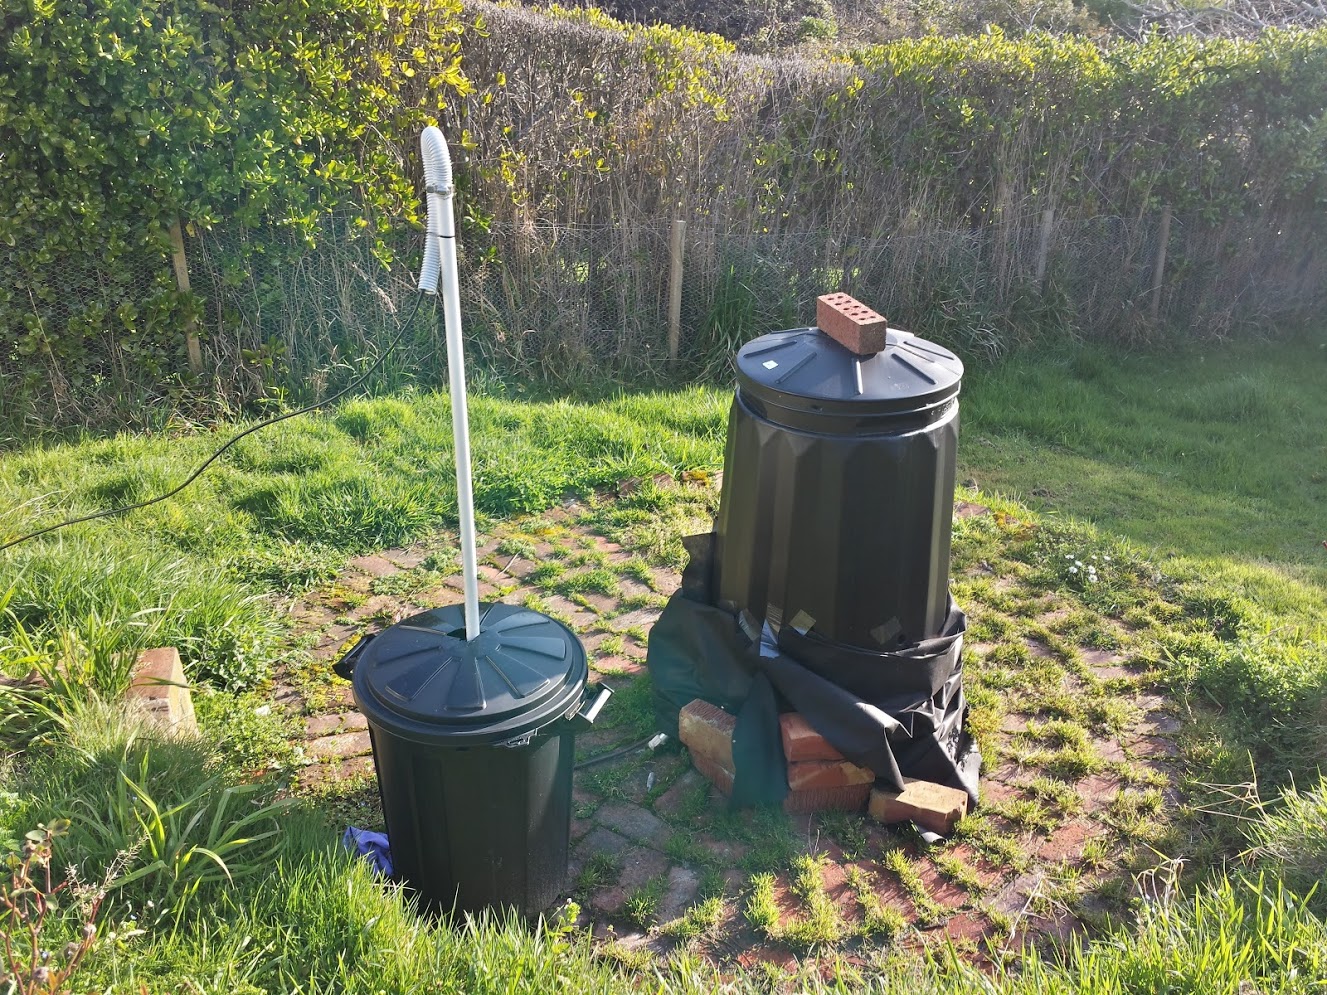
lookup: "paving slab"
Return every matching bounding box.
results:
[348,554,398,577]
[575,826,634,860]
[304,712,368,737]
[591,846,671,915]
[657,865,702,922]
[596,802,671,848]
[306,730,372,760]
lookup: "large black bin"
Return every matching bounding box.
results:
[348,602,608,917]
[715,326,963,649]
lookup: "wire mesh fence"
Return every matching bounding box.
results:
[2,208,1323,431]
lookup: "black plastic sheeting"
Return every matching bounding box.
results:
[647,533,980,810]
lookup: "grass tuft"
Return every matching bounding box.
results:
[881,849,947,927]
[744,872,781,937]
[844,865,905,939]
[661,895,727,939]
[780,854,848,949]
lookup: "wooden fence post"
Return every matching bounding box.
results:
[168,219,203,373]
[1149,204,1172,326]
[667,219,686,361]
[1035,205,1055,291]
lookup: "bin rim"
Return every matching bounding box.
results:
[735,327,963,422]
[351,602,589,747]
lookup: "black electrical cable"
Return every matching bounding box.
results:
[573,735,656,770]
[0,291,431,553]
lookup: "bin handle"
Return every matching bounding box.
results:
[331,632,376,682]
[572,683,613,729]
[497,685,613,748]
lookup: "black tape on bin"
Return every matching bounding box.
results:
[647,532,980,808]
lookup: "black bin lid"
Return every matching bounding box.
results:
[352,602,587,746]
[735,327,963,423]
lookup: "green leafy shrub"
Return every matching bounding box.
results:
[1190,628,1327,725]
[0,0,469,416]
[458,7,1327,376]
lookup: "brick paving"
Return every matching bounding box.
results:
[274,494,1185,975]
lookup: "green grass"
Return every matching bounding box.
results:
[0,388,728,692]
[661,894,726,939]
[556,568,621,598]
[882,849,948,927]
[3,335,1327,991]
[962,337,1327,579]
[743,872,782,937]
[575,852,621,895]
[779,854,849,949]
[844,865,906,939]
[624,874,669,928]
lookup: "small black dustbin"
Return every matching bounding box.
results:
[346,601,609,917]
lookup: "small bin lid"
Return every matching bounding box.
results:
[736,327,963,421]
[352,602,587,746]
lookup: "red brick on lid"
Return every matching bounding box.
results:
[816,292,889,356]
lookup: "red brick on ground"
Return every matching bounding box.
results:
[678,700,736,771]
[692,753,735,796]
[783,784,871,815]
[127,646,197,734]
[869,779,969,836]
[779,712,846,762]
[786,760,875,791]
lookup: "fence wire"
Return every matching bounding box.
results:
[2,209,1323,431]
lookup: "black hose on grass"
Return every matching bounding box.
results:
[0,293,430,553]
[573,735,656,770]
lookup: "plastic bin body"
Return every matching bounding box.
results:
[349,602,600,918]
[715,327,963,649]
[366,721,573,915]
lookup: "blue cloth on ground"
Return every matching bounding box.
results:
[342,826,393,877]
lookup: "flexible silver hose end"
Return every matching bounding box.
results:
[418,126,455,294]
